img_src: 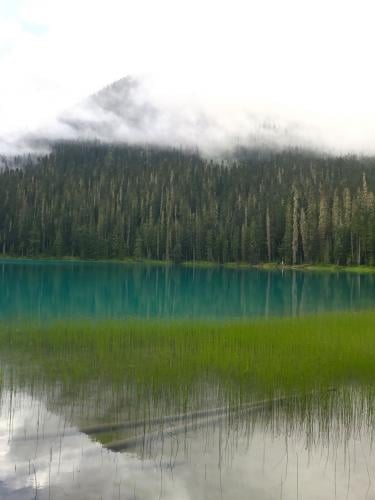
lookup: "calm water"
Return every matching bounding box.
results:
[1,259,375,320]
[1,259,375,499]
[1,389,374,500]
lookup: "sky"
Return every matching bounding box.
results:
[1,0,375,154]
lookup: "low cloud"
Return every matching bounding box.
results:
[0,76,324,157]
[2,0,375,156]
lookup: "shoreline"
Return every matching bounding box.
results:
[1,255,375,274]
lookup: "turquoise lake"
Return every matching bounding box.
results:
[1,260,375,499]
[1,259,375,320]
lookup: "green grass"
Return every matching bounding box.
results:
[182,260,219,268]
[2,311,375,403]
[0,255,173,266]
[2,255,375,273]
[257,263,375,273]
[2,311,375,436]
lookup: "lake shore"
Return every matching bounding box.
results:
[1,255,375,273]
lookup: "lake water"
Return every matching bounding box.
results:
[1,388,374,500]
[1,259,375,320]
[1,260,375,499]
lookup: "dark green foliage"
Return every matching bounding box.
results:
[1,141,375,264]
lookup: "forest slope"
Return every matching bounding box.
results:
[0,142,374,265]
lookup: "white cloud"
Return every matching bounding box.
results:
[1,0,375,153]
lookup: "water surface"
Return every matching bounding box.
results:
[1,259,375,320]
[1,388,374,500]
[1,259,375,499]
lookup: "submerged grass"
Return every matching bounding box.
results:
[1,311,375,401]
[2,311,375,450]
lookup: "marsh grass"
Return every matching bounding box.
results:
[1,311,375,402]
[2,312,375,457]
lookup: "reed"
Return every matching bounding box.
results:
[1,311,375,401]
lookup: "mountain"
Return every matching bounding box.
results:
[59,77,159,141]
[0,76,318,156]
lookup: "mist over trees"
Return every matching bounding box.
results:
[0,141,374,265]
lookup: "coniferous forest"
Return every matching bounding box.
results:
[1,141,375,265]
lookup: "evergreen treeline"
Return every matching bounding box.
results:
[1,141,375,265]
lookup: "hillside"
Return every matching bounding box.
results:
[0,142,374,265]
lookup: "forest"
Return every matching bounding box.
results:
[0,141,374,265]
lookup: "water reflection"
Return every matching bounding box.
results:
[1,389,375,499]
[2,259,375,498]
[1,260,375,320]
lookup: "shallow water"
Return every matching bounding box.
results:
[1,260,375,498]
[1,260,375,320]
[1,389,375,500]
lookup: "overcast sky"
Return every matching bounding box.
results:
[1,0,375,153]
